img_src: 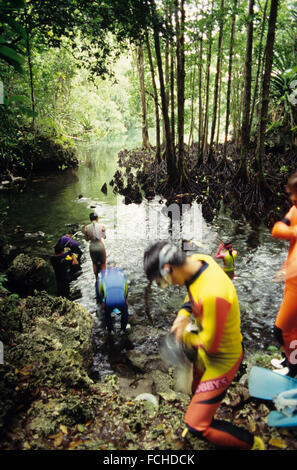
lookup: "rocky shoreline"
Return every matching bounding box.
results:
[1,260,297,450]
[0,133,79,193]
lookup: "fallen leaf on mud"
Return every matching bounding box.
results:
[69,439,83,449]
[248,418,256,433]
[48,432,62,440]
[53,432,64,448]
[269,438,287,449]
[59,425,68,435]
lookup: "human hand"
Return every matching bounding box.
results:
[272,268,286,283]
[170,315,190,343]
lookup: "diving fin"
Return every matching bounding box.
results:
[112,308,121,315]
[248,366,297,400]
[267,410,297,427]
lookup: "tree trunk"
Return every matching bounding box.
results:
[175,0,187,182]
[255,0,279,180]
[250,0,269,134]
[223,0,237,161]
[152,17,176,180]
[188,65,196,147]
[209,0,225,158]
[198,36,203,155]
[24,11,35,129]
[239,0,255,176]
[164,2,170,149]
[146,30,161,161]
[202,34,212,156]
[216,66,223,148]
[170,48,176,156]
[169,5,176,157]
[202,0,214,157]
[136,44,151,150]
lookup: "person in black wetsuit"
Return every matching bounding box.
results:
[58,229,83,262]
[50,242,79,298]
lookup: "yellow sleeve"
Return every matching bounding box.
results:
[177,293,192,318]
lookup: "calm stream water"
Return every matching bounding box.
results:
[1,135,290,376]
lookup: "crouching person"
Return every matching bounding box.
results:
[96,267,130,334]
[143,241,264,450]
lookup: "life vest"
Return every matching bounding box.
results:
[223,250,237,272]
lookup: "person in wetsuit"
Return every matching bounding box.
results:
[272,172,297,378]
[143,241,264,450]
[96,267,129,334]
[50,242,79,299]
[58,229,83,262]
[84,212,106,279]
[215,241,237,279]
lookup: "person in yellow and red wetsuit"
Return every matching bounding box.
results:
[215,241,237,279]
[143,241,264,450]
[271,172,297,378]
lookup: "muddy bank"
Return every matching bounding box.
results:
[109,143,297,228]
[1,285,297,450]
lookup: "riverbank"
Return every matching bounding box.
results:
[0,128,79,190]
[0,284,297,451]
[109,143,297,228]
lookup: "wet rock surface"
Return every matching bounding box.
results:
[7,254,51,297]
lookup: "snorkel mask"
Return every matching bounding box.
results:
[156,244,178,289]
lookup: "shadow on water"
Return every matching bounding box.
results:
[1,135,290,381]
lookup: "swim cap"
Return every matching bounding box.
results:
[158,244,179,277]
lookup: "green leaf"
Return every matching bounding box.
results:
[267,345,278,352]
[20,107,38,118]
[0,15,27,38]
[0,44,24,64]
[0,0,26,11]
[5,94,27,105]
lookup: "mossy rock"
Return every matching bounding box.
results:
[7,254,50,296]
[0,291,94,430]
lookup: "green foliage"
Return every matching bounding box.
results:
[0,273,8,292]
[0,0,26,72]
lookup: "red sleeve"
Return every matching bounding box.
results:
[215,243,225,259]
